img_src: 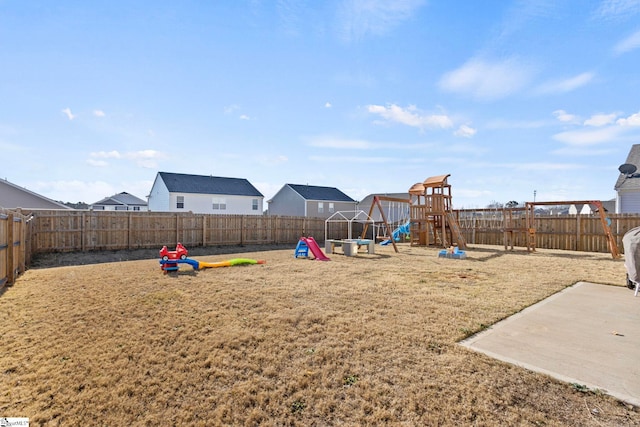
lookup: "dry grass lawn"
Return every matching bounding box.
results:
[1,243,639,426]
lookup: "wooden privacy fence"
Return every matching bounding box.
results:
[455,210,640,255]
[27,210,349,254]
[4,208,640,288]
[0,208,29,289]
[23,209,640,256]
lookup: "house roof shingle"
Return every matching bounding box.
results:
[287,184,355,202]
[92,192,147,206]
[615,144,640,191]
[158,172,263,197]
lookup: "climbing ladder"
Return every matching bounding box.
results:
[445,212,467,250]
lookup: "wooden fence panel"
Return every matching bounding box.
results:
[0,208,28,287]
[0,211,7,287]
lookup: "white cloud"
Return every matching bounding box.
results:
[552,126,624,146]
[86,159,109,167]
[307,135,434,151]
[32,179,152,204]
[584,113,617,127]
[551,146,616,156]
[535,72,594,94]
[88,149,166,168]
[325,102,332,108]
[91,150,122,159]
[93,110,106,117]
[454,124,477,138]
[124,150,166,168]
[614,30,640,54]
[223,104,240,114]
[553,109,580,123]
[255,154,289,167]
[439,57,535,101]
[337,0,426,42]
[239,114,250,120]
[34,179,115,204]
[366,104,453,129]
[485,118,550,129]
[309,155,401,164]
[62,108,76,120]
[595,0,640,19]
[479,161,585,171]
[0,139,26,152]
[617,111,640,126]
[309,136,375,149]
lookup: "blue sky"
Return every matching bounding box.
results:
[1,0,640,208]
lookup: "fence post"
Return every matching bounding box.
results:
[7,212,14,285]
[240,216,244,245]
[128,213,132,250]
[202,215,207,247]
[274,216,278,244]
[576,214,581,251]
[81,212,86,252]
[176,213,179,244]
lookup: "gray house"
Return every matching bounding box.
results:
[267,184,356,218]
[147,172,264,215]
[90,192,148,211]
[0,178,71,210]
[615,144,640,213]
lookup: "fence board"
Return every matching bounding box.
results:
[0,208,29,287]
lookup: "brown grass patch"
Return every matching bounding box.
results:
[1,244,638,426]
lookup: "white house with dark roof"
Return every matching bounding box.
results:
[267,183,356,218]
[90,192,148,211]
[615,144,640,213]
[0,178,72,210]
[147,172,264,215]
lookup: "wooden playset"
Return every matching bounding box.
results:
[361,174,467,251]
[408,174,467,250]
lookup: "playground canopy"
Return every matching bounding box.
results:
[325,210,375,241]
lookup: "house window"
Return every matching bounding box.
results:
[177,196,184,209]
[133,206,140,211]
[213,197,227,210]
[318,202,324,214]
[115,206,127,211]
[252,199,259,211]
[329,203,334,213]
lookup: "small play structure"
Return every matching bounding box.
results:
[295,236,330,261]
[455,199,621,258]
[324,211,376,256]
[159,243,265,273]
[438,246,467,259]
[522,200,619,258]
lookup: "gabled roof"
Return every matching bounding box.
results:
[92,192,147,206]
[157,172,263,197]
[615,144,640,191]
[286,184,355,202]
[0,178,72,210]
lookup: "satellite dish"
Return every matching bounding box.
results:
[619,163,637,175]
